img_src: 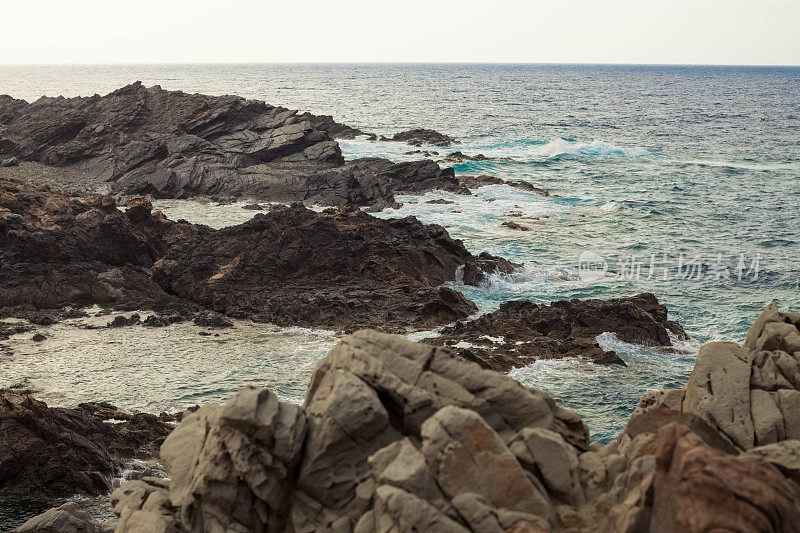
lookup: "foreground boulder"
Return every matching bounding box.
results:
[0,83,457,208]
[110,303,800,532]
[153,204,515,332]
[0,392,171,500]
[427,293,687,370]
[113,330,588,532]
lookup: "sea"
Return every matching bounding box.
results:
[0,63,799,528]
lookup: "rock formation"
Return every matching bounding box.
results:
[0,83,457,208]
[0,177,207,316]
[383,129,457,147]
[426,293,687,370]
[0,178,512,332]
[105,302,800,532]
[0,391,171,501]
[152,204,514,332]
[458,175,553,197]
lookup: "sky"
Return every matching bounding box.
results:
[1,0,799,65]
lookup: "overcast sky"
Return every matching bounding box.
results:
[2,0,799,65]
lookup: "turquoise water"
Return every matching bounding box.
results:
[0,64,798,447]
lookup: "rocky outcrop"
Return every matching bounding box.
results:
[458,175,554,197]
[0,178,516,331]
[112,330,588,532]
[384,129,457,147]
[297,112,376,140]
[153,204,515,332]
[425,293,687,370]
[111,306,800,532]
[0,83,457,208]
[0,177,207,315]
[0,391,171,500]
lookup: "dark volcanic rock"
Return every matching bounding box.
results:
[0,392,171,500]
[386,128,457,147]
[460,174,554,197]
[0,178,208,315]
[0,83,455,208]
[152,204,507,332]
[426,293,687,370]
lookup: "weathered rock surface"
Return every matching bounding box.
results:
[113,329,588,532]
[297,112,376,140]
[0,83,457,208]
[105,303,800,532]
[153,204,514,332]
[0,392,171,500]
[0,177,207,316]
[426,293,687,370]
[384,129,457,147]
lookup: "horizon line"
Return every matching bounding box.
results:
[1,61,799,68]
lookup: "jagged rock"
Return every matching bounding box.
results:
[13,501,107,533]
[426,293,686,370]
[0,177,207,315]
[387,129,457,147]
[115,329,588,532]
[0,84,456,208]
[152,204,511,332]
[0,392,171,500]
[297,112,376,140]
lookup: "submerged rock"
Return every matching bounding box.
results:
[385,128,457,147]
[153,204,513,332]
[0,392,171,500]
[459,174,554,197]
[426,293,687,370]
[13,501,109,533]
[0,83,456,208]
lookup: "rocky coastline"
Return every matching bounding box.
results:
[2,84,797,532]
[10,303,800,532]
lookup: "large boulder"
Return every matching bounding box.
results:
[114,330,587,532]
[0,83,459,208]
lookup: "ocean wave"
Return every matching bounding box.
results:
[536,138,656,159]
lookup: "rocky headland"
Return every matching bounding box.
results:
[0,84,458,209]
[14,302,800,532]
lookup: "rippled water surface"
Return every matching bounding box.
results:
[1,64,798,451]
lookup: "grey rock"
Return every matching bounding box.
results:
[682,341,755,449]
